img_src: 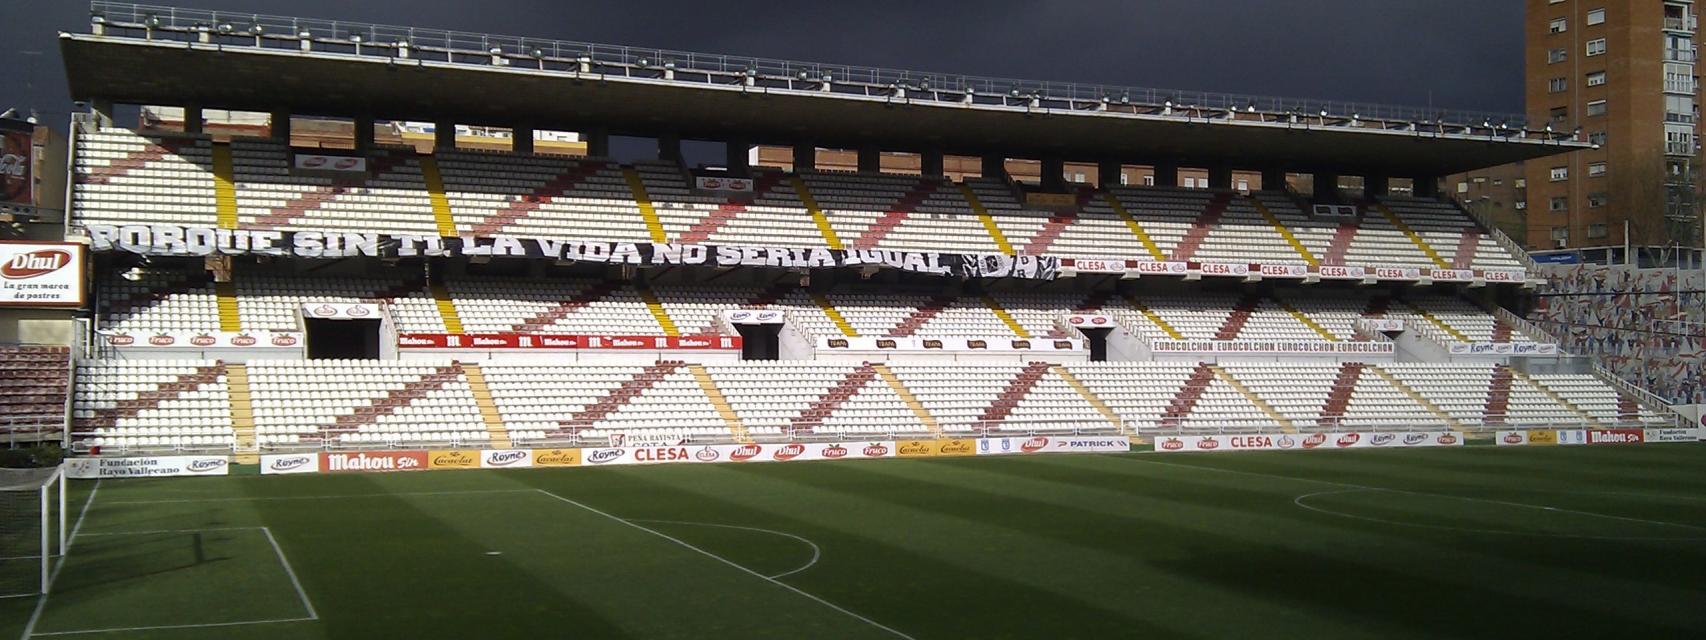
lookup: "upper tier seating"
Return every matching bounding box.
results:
[73,129,218,226]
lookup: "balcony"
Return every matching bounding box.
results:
[1667,112,1698,124]
[1665,16,1698,32]
[1665,48,1699,62]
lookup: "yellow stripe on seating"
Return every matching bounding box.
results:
[872,364,942,437]
[211,143,239,230]
[1373,202,1450,269]
[214,280,241,332]
[623,167,668,243]
[638,287,679,336]
[1249,196,1318,266]
[1276,300,1339,341]
[1122,294,1184,340]
[1365,365,1465,431]
[418,155,458,237]
[790,176,844,250]
[1400,300,1471,343]
[430,283,464,334]
[1052,365,1125,433]
[1210,365,1297,433]
[810,292,859,337]
[982,295,1031,338]
[1102,192,1168,261]
[959,183,1015,256]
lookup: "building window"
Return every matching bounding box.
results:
[1550,17,1569,33]
[1588,192,1607,208]
[1586,38,1607,56]
[1588,162,1607,177]
[1587,71,1607,87]
[1515,179,1526,188]
[1586,100,1607,117]
[1551,226,1569,245]
[1515,201,1527,210]
[1589,131,1608,145]
[1236,180,1249,191]
[1457,181,1470,194]
[1550,107,1569,124]
[1666,64,1694,93]
[1549,48,1568,63]
[1550,196,1569,212]
[1548,77,1568,93]
[1119,173,1129,186]
[1587,223,1608,239]
[1550,166,1569,181]
[1587,8,1606,26]
[1142,175,1155,186]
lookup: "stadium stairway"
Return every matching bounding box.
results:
[1364,365,1465,430]
[851,181,939,249]
[1214,296,1259,340]
[1485,365,1514,425]
[324,364,464,438]
[689,364,751,443]
[1452,228,1483,270]
[810,292,861,337]
[1124,294,1187,340]
[887,295,954,337]
[211,142,239,229]
[1318,363,1365,427]
[470,161,606,236]
[460,362,512,448]
[790,364,879,433]
[1101,192,1171,261]
[224,363,259,464]
[982,295,1033,338]
[792,176,844,250]
[1249,195,1320,266]
[1169,192,1232,262]
[871,364,943,437]
[1162,364,1216,427]
[430,283,466,334]
[1371,202,1451,269]
[1051,365,1128,434]
[1512,369,1603,427]
[1211,365,1298,432]
[976,362,1051,428]
[621,167,669,243]
[1322,221,1358,266]
[558,361,684,432]
[959,183,1016,256]
[419,154,458,237]
[510,281,620,333]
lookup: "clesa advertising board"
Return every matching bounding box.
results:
[0,241,86,307]
[1154,431,1463,453]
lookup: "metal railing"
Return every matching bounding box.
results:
[1590,363,1689,427]
[83,1,1547,136]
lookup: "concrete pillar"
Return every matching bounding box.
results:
[269,110,290,141]
[353,114,375,153]
[1261,168,1287,191]
[725,139,750,177]
[512,125,533,154]
[656,133,682,163]
[1040,157,1066,191]
[920,149,944,178]
[981,155,1008,181]
[1365,174,1390,198]
[1208,166,1233,190]
[857,146,882,173]
[1098,160,1123,188]
[1151,162,1179,188]
[182,105,203,134]
[91,100,115,128]
[792,143,816,172]
[435,121,456,150]
[1314,172,1340,200]
[1411,175,1439,199]
[585,128,610,158]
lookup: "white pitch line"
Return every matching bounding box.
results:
[21,479,101,640]
[77,526,265,537]
[630,519,822,580]
[28,617,316,637]
[101,488,538,505]
[1125,456,1706,534]
[260,527,319,621]
[1292,489,1706,541]
[535,489,914,640]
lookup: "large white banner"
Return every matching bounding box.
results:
[976,435,1130,455]
[1645,428,1705,443]
[260,453,321,475]
[1151,340,1394,355]
[1154,431,1463,453]
[66,455,231,478]
[0,241,85,307]
[580,441,896,466]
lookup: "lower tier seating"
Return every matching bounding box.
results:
[2,345,71,438]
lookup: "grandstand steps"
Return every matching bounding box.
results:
[1366,365,1465,430]
[1485,365,1514,425]
[211,142,238,229]
[872,364,941,436]
[690,364,751,443]
[975,362,1051,429]
[459,363,512,449]
[471,161,605,236]
[1123,294,1185,340]
[1318,363,1365,426]
[982,295,1033,338]
[559,361,683,431]
[1211,365,1297,433]
[1277,299,1341,341]
[1617,396,1641,422]
[960,183,1016,256]
[511,281,619,333]
[1491,321,1513,343]
[1249,196,1319,266]
[326,365,462,435]
[887,295,953,337]
[1101,192,1169,261]
[214,280,241,332]
[79,364,225,429]
[1052,365,1127,434]
[419,155,458,237]
[224,363,259,464]
[1452,228,1482,270]
[430,283,466,334]
[1323,222,1358,266]
[792,176,844,250]
[790,364,878,433]
[1511,370,1603,426]
[1213,296,1259,340]
[1162,364,1216,428]
[638,287,681,336]
[810,292,860,337]
[852,181,938,249]
[622,167,669,243]
[1372,202,1451,269]
[1169,192,1232,263]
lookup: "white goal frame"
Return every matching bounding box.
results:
[0,465,68,598]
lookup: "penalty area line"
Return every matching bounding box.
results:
[535,488,915,640]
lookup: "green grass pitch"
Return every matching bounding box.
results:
[5,445,1706,639]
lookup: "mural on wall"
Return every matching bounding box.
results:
[1531,264,1705,405]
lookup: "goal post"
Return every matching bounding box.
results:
[0,466,66,598]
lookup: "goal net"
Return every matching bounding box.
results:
[0,467,66,598]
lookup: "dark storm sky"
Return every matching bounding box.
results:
[0,0,1526,129]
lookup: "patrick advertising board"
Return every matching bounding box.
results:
[976,436,1131,456]
[1154,431,1463,453]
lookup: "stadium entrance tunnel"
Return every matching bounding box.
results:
[736,323,781,360]
[304,318,381,359]
[1293,488,1706,540]
[1080,327,1110,362]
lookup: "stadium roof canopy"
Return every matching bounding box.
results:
[63,2,1589,176]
